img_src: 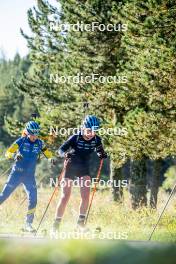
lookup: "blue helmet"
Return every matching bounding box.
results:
[82,115,100,131]
[25,121,40,136]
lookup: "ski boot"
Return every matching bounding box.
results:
[50,219,61,239]
[22,223,36,233]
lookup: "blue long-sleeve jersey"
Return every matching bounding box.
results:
[6,136,53,175]
[59,132,105,158]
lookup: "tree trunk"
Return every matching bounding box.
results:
[129,157,147,209]
[149,159,162,209]
[110,160,123,202]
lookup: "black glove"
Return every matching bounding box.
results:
[50,158,57,166]
[15,153,23,161]
[97,152,107,159]
[65,151,75,160]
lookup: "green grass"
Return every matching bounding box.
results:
[1,181,176,263]
[0,181,176,242]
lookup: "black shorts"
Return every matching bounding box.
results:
[64,156,90,180]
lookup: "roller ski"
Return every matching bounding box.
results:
[74,225,90,234]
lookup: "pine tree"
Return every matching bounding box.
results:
[16,0,176,207]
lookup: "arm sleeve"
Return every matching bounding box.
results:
[41,141,53,159]
[5,137,26,159]
[5,139,21,159]
[58,135,76,157]
[95,137,105,155]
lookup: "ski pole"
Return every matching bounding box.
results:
[0,166,12,178]
[148,181,176,241]
[84,159,104,225]
[34,159,69,236]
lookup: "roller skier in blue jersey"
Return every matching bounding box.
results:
[0,121,55,233]
[52,115,107,233]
